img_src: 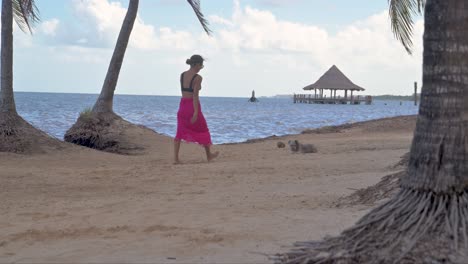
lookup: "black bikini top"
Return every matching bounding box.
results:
[180,72,199,93]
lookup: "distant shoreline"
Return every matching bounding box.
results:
[372,94,420,101]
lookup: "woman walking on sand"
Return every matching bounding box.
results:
[173,55,219,164]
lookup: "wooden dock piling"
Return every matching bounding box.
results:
[293,94,372,105]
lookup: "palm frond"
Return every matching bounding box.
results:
[12,0,40,34]
[186,0,212,35]
[388,0,425,54]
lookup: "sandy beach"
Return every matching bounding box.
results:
[0,115,416,263]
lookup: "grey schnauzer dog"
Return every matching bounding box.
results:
[288,140,317,153]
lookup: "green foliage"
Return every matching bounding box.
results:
[388,0,425,54]
[79,107,93,120]
[13,0,40,33]
[373,93,421,101]
[186,0,212,35]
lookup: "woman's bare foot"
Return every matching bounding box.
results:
[207,151,219,162]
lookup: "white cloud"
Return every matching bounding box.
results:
[16,0,424,97]
[72,0,152,48]
[257,0,303,7]
[209,15,235,27]
[14,24,34,48]
[208,5,423,69]
[52,46,109,64]
[195,3,423,96]
[71,0,194,50]
[40,19,60,36]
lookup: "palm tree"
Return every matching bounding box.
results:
[276,0,468,262]
[64,0,211,154]
[0,0,58,153]
[1,0,37,114]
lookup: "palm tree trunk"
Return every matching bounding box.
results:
[92,0,139,114]
[403,0,468,193]
[0,0,16,114]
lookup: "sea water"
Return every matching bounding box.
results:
[15,92,418,144]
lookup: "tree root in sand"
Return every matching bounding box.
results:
[389,152,410,170]
[275,188,468,263]
[64,112,146,155]
[0,113,64,154]
[276,152,467,263]
[335,153,410,208]
[335,171,403,208]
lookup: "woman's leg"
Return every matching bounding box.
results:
[174,139,181,164]
[204,145,219,162]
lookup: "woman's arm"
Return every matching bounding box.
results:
[191,75,203,124]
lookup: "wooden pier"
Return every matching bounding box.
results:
[293,94,372,105]
[297,65,371,105]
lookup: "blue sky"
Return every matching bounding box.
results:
[16,0,423,97]
[38,1,389,31]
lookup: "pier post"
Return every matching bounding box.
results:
[414,82,418,106]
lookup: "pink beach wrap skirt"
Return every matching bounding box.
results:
[175,98,212,145]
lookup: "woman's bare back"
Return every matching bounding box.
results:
[181,71,201,98]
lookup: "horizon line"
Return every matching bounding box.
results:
[15,90,418,98]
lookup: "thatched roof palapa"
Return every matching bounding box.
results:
[303,65,365,91]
